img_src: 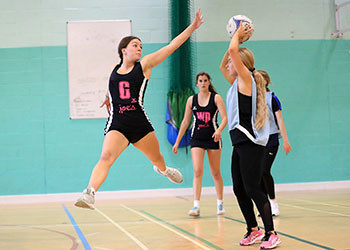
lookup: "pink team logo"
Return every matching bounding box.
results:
[196,112,211,123]
[119,81,131,99]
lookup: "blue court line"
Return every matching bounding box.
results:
[62,204,92,250]
[140,210,224,250]
[224,216,335,250]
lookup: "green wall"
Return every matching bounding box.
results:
[1,39,349,195]
[196,40,350,184]
[0,0,349,195]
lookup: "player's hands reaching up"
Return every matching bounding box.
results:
[236,22,253,44]
[191,8,204,30]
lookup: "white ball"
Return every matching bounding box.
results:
[226,15,254,42]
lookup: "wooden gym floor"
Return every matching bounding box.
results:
[0,189,349,250]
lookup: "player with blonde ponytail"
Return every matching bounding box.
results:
[220,22,281,249]
[252,70,268,129]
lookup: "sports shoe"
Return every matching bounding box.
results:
[74,187,95,209]
[240,229,264,246]
[216,204,225,215]
[270,200,280,216]
[260,232,281,249]
[153,166,183,184]
[188,206,200,216]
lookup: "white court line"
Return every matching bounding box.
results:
[280,198,350,209]
[279,202,350,218]
[94,207,149,250]
[120,204,212,250]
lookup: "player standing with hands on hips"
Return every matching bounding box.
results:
[75,9,204,209]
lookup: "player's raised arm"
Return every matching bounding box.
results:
[141,9,203,78]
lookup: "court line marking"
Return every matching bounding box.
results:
[62,204,92,250]
[120,204,216,250]
[32,226,79,250]
[94,207,149,250]
[224,216,335,250]
[140,210,224,250]
[279,197,350,209]
[279,202,350,218]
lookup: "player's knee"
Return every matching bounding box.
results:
[100,151,114,163]
[211,170,221,180]
[245,187,260,200]
[193,169,203,178]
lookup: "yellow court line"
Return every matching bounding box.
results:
[94,207,149,250]
[120,204,213,250]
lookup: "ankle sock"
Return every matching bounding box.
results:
[194,200,200,208]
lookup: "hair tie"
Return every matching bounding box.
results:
[250,67,255,73]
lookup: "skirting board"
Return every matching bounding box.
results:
[1,180,349,205]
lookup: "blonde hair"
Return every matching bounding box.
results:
[238,48,267,129]
[257,70,271,92]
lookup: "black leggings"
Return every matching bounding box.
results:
[262,146,278,199]
[231,141,274,232]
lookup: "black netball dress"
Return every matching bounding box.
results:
[190,92,221,149]
[104,62,154,143]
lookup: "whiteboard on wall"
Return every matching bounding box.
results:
[67,20,131,119]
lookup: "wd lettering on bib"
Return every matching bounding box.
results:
[196,112,211,123]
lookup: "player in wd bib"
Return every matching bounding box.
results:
[75,9,204,210]
[172,72,227,217]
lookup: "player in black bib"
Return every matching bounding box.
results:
[75,9,204,209]
[172,72,227,216]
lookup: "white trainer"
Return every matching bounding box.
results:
[188,206,200,216]
[74,187,95,209]
[216,204,226,215]
[153,166,183,184]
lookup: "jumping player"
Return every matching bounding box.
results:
[75,9,204,209]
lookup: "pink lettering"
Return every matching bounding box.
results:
[119,81,131,99]
[196,112,211,123]
[118,104,136,114]
[198,124,210,130]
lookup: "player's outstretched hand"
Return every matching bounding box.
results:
[191,8,204,30]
